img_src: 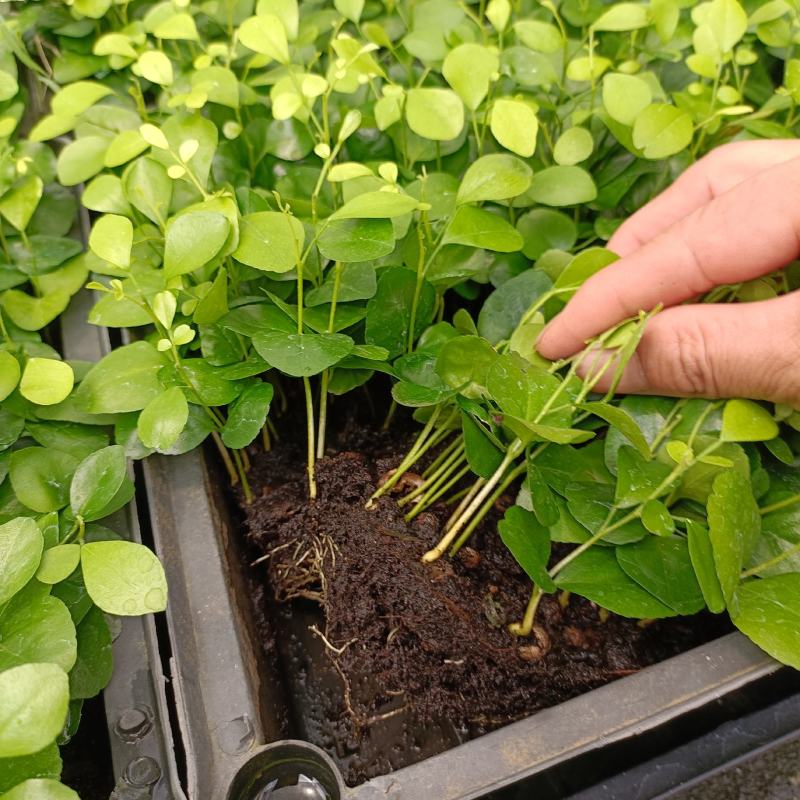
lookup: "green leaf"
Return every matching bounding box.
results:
[70,445,127,521]
[82,175,130,216]
[29,114,77,143]
[0,779,78,800]
[632,105,693,159]
[252,332,353,377]
[56,137,108,187]
[0,352,20,402]
[0,591,77,673]
[553,247,618,295]
[0,743,62,794]
[0,518,43,606]
[10,449,77,513]
[706,0,748,51]
[616,536,705,614]
[406,88,465,141]
[365,267,436,359]
[592,2,650,31]
[721,398,779,442]
[443,206,523,252]
[457,154,532,205]
[731,574,800,668]
[36,544,81,585]
[0,663,69,758]
[74,342,167,414]
[233,211,304,272]
[565,482,648,545]
[123,157,172,226]
[154,11,199,40]
[516,210,576,260]
[164,212,229,277]
[68,606,113,700]
[307,263,377,306]
[435,335,497,391]
[477,269,551,345]
[528,166,597,206]
[603,73,653,126]
[514,20,563,52]
[137,387,189,451]
[614,445,675,508]
[330,191,419,221]
[1,291,71,333]
[334,0,364,22]
[239,14,289,62]
[498,505,555,591]
[88,214,132,270]
[0,176,43,232]
[104,130,149,168]
[461,412,504,479]
[221,382,274,449]
[581,402,650,457]
[687,520,725,613]
[641,496,675,533]
[553,128,594,166]
[490,98,539,158]
[442,43,499,111]
[708,469,761,605]
[317,218,394,263]
[555,547,675,618]
[81,541,167,616]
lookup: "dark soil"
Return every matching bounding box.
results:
[237,405,727,786]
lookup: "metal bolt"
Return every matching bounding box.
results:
[124,756,162,787]
[116,706,153,742]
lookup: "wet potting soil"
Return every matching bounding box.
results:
[236,405,728,786]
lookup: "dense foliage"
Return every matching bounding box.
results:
[3,0,800,795]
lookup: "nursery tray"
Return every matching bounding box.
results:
[61,294,185,800]
[138,442,785,800]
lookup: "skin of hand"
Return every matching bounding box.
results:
[536,139,800,407]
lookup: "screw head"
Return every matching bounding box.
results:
[116,706,152,742]
[124,756,162,787]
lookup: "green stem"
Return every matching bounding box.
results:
[303,376,317,499]
[760,492,800,516]
[212,431,239,486]
[509,586,543,637]
[233,448,252,503]
[406,464,471,522]
[741,541,800,579]
[399,443,465,508]
[316,262,343,460]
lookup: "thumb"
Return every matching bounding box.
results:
[576,294,800,406]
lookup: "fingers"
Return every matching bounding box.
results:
[577,294,800,405]
[538,154,800,359]
[609,140,800,257]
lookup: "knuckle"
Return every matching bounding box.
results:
[650,317,717,397]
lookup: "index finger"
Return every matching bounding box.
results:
[537,155,800,360]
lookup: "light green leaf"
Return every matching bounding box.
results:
[70,445,127,521]
[153,12,199,40]
[136,51,173,86]
[88,214,132,270]
[0,351,21,402]
[1,291,71,333]
[334,0,364,22]
[731,574,800,669]
[632,104,693,159]
[330,191,419,221]
[593,2,650,31]
[490,98,538,158]
[406,88,465,141]
[603,73,653,126]
[29,114,77,143]
[317,219,395,262]
[239,14,289,62]
[36,544,81,585]
[19,359,74,407]
[442,43,499,111]
[51,81,112,117]
[0,518,43,606]
[123,158,172,225]
[514,20,563,52]
[581,401,649,457]
[721,398,779,442]
[0,176,43,232]
[81,541,167,616]
[56,137,109,187]
[137,387,189,451]
[553,127,594,166]
[164,212,229,277]
[0,664,69,758]
[457,153,532,205]
[233,211,304,272]
[443,206,523,252]
[10,449,77,513]
[528,166,597,206]
[706,0,748,51]
[104,129,148,168]
[687,520,725,613]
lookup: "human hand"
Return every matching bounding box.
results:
[536,140,800,406]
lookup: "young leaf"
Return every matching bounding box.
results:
[632,105,693,159]
[528,166,597,206]
[553,128,594,166]
[19,358,74,406]
[731,574,800,668]
[593,2,650,31]
[70,445,127,521]
[616,536,705,614]
[687,520,725,613]
[56,136,108,186]
[0,663,69,758]
[136,51,174,86]
[233,211,304,272]
[330,191,419,221]
[0,175,43,232]
[238,14,289,62]
[555,547,675,618]
[581,402,650,457]
[81,541,167,615]
[498,505,556,591]
[221,382,274,449]
[456,154,532,205]
[707,469,761,605]
[603,73,652,125]
[721,398,779,442]
[36,544,82,585]
[0,351,20,402]
[0,518,43,606]
[442,43,499,111]
[490,98,538,158]
[137,387,189,451]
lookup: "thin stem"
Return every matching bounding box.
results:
[399,444,465,509]
[316,262,342,460]
[406,464,471,522]
[303,376,317,499]
[446,476,486,529]
[212,432,239,486]
[760,492,800,516]
[741,541,800,579]
[509,586,543,637]
[233,449,252,504]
